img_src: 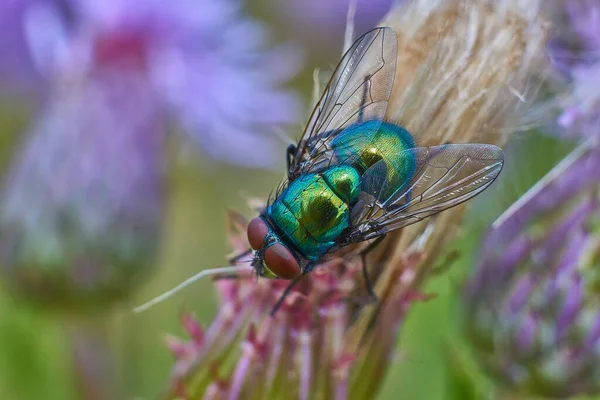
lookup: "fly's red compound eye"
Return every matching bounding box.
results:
[247,217,301,279]
[264,243,301,280]
[247,217,269,250]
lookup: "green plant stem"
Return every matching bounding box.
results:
[67,316,118,400]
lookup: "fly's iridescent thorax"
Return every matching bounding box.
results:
[267,165,361,261]
[245,165,361,278]
[330,120,416,200]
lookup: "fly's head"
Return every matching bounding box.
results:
[247,217,301,280]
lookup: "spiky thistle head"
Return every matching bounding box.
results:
[167,211,425,399]
[367,0,551,327]
[165,0,553,398]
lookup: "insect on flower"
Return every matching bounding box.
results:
[135,27,505,315]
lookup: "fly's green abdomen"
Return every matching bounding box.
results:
[268,199,331,259]
[330,120,416,200]
[268,166,360,260]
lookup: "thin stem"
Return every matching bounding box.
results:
[343,0,357,55]
[68,316,118,400]
[312,68,321,108]
[493,139,594,229]
[133,266,251,313]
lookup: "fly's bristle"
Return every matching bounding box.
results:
[268,179,289,206]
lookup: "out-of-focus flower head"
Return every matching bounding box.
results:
[463,3,600,394]
[0,71,164,311]
[0,0,300,167]
[166,211,423,399]
[549,0,600,140]
[548,0,600,72]
[0,0,301,310]
[464,143,600,398]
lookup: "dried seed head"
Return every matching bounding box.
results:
[167,1,552,398]
[363,0,551,326]
[383,0,549,144]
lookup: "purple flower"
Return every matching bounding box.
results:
[0,0,71,97]
[0,0,300,167]
[550,0,600,139]
[0,0,301,309]
[557,63,600,140]
[0,69,165,309]
[549,0,600,72]
[464,144,600,397]
[462,4,600,395]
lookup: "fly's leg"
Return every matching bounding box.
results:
[340,236,386,308]
[286,144,296,177]
[359,235,386,302]
[228,248,253,264]
[270,268,311,316]
[430,249,460,275]
[211,248,255,281]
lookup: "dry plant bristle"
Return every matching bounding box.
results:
[384,0,548,144]
[346,0,551,352]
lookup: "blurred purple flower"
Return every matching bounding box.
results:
[272,0,394,59]
[557,63,600,140]
[549,0,600,139]
[549,0,600,72]
[0,0,301,309]
[0,0,300,167]
[0,0,72,96]
[0,69,165,309]
[463,142,600,397]
[461,4,600,395]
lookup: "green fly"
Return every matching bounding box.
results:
[134,27,504,315]
[245,27,504,312]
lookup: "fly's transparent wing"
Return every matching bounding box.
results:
[288,27,397,180]
[342,144,504,243]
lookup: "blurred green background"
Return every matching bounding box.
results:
[0,2,578,399]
